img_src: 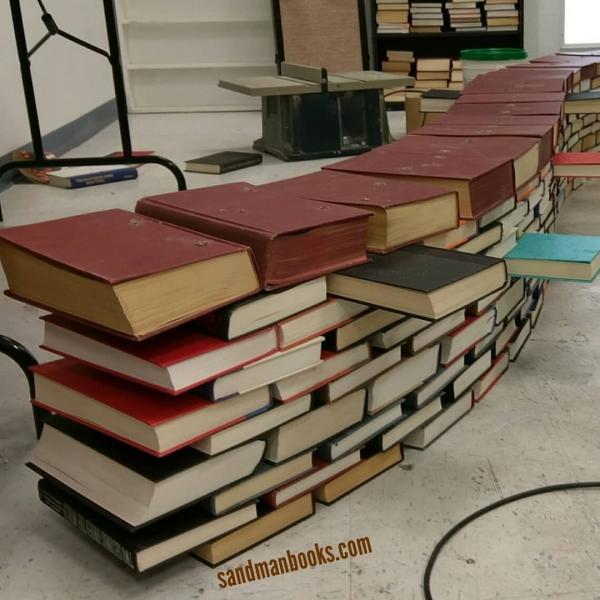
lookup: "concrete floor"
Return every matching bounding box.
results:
[2,111,600,600]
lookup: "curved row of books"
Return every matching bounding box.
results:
[1,50,599,574]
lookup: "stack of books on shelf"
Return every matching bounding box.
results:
[483,0,519,31]
[410,0,445,33]
[9,50,600,577]
[449,59,464,90]
[415,57,451,90]
[446,1,484,31]
[376,0,410,34]
[382,49,415,75]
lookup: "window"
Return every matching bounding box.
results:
[564,0,600,47]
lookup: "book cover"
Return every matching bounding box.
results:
[136,183,370,289]
[47,165,138,189]
[185,151,262,174]
[325,148,514,219]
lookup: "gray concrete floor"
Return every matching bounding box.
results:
[2,112,600,600]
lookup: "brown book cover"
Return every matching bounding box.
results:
[384,135,540,188]
[531,55,598,80]
[259,170,459,251]
[0,209,260,340]
[410,123,555,169]
[462,78,568,94]
[455,92,567,105]
[447,101,564,117]
[136,182,370,290]
[325,148,513,219]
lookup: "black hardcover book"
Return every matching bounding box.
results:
[327,246,507,320]
[422,89,462,100]
[38,479,257,573]
[184,152,262,175]
[565,90,600,102]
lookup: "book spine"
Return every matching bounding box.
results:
[37,481,139,572]
[66,169,138,189]
[219,158,262,174]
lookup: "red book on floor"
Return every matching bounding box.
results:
[324,150,514,220]
[135,182,370,290]
[30,359,271,456]
[40,314,278,395]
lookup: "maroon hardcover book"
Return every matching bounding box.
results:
[483,67,576,88]
[410,123,555,168]
[381,135,540,188]
[136,182,370,290]
[464,78,568,94]
[447,102,564,117]
[0,209,260,340]
[531,55,598,80]
[324,150,513,220]
[455,92,566,105]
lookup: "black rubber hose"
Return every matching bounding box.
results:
[423,482,600,600]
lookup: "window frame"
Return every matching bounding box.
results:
[563,0,600,49]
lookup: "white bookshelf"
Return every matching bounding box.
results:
[116,0,276,112]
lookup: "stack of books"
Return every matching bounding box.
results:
[382,49,415,75]
[410,0,445,33]
[483,0,519,31]
[376,0,410,34]
[415,57,451,90]
[449,59,464,90]
[8,50,600,577]
[446,1,484,31]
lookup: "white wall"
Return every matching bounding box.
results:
[0,1,114,156]
[524,0,564,59]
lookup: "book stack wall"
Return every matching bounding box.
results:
[376,0,410,34]
[5,50,600,576]
[483,0,519,31]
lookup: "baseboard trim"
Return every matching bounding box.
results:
[0,98,117,194]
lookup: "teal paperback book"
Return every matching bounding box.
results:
[505,233,600,281]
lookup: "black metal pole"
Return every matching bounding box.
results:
[9,0,45,161]
[102,0,133,157]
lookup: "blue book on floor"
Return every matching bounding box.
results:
[505,232,600,282]
[47,164,138,189]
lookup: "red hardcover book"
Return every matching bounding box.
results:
[473,352,510,403]
[463,78,568,94]
[552,152,600,177]
[383,135,540,189]
[40,314,278,395]
[136,183,370,290]
[0,209,260,340]
[531,55,598,80]
[30,359,271,456]
[455,92,567,105]
[324,151,513,220]
[447,102,564,117]
[481,67,576,88]
[259,170,460,252]
[410,123,555,169]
